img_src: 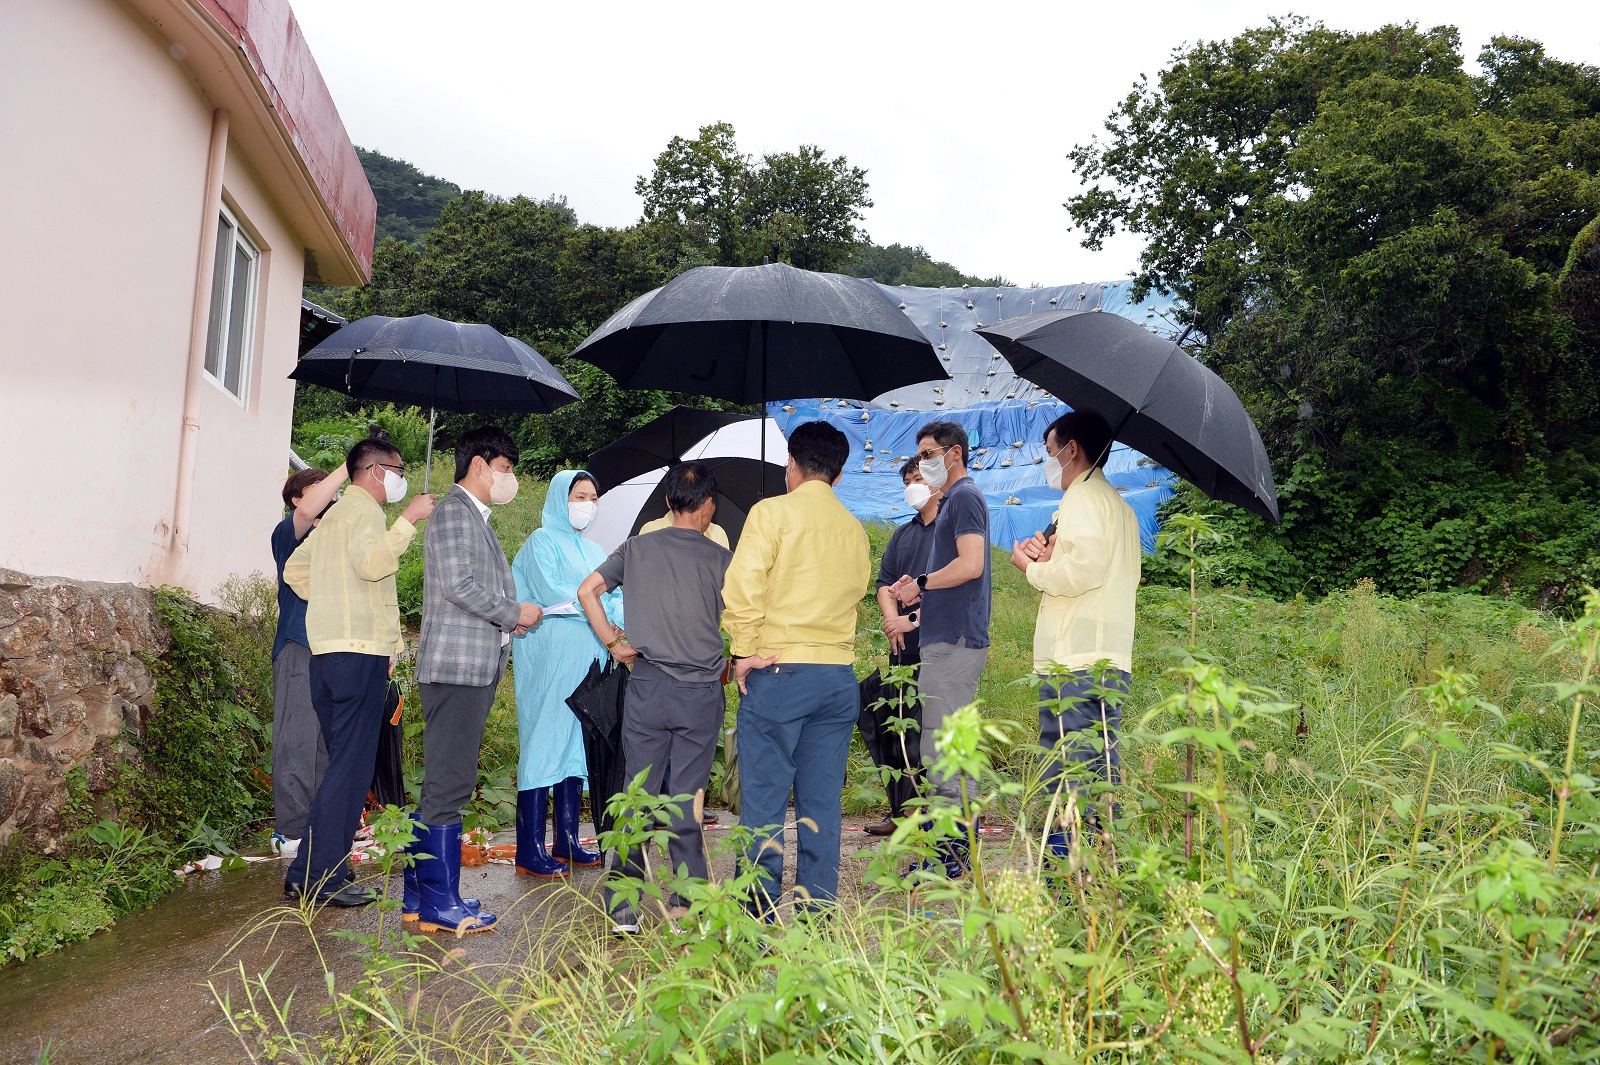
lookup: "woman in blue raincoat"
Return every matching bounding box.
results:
[510,470,622,877]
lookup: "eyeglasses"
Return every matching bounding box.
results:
[365,461,406,475]
[915,445,950,462]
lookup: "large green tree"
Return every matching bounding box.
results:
[636,122,872,271]
[1069,20,1600,607]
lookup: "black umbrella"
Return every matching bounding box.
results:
[370,680,406,809]
[585,405,754,493]
[978,312,1280,523]
[291,313,580,488]
[570,263,945,486]
[857,669,923,814]
[566,660,630,841]
[571,263,944,404]
[627,457,787,549]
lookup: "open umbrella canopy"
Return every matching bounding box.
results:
[585,405,753,493]
[291,313,580,414]
[585,457,788,555]
[978,311,1280,523]
[568,263,945,404]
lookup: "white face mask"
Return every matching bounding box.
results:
[1044,452,1065,492]
[380,468,408,504]
[918,450,950,489]
[903,483,932,510]
[568,501,598,530]
[488,470,519,505]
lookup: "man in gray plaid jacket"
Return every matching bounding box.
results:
[410,426,542,934]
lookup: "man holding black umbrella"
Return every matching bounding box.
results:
[1009,411,1141,860]
[283,434,434,907]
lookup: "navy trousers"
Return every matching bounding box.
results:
[737,663,858,916]
[1038,669,1131,829]
[286,652,388,894]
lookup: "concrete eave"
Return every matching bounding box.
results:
[125,0,376,285]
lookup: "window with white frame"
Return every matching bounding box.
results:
[203,204,259,402]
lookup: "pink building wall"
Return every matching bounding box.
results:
[0,0,374,601]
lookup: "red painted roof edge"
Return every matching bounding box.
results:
[197,0,375,280]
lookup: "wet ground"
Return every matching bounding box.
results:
[0,814,899,1064]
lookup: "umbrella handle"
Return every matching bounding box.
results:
[424,406,436,493]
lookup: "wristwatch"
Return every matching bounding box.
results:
[907,609,920,628]
[915,573,929,591]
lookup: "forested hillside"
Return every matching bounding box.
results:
[1073,23,1600,612]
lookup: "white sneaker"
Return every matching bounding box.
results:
[611,907,640,935]
[271,834,301,859]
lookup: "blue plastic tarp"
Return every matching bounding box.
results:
[767,398,1174,552]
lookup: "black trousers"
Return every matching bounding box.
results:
[860,649,923,818]
[417,681,497,825]
[604,659,724,914]
[286,652,388,893]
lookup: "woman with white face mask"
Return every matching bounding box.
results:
[508,470,623,877]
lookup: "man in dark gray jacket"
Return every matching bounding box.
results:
[411,426,542,935]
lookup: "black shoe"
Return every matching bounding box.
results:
[702,811,719,826]
[284,880,375,908]
[863,815,897,837]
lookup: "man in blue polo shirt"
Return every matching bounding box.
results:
[892,420,991,877]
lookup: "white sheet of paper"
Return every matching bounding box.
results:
[543,600,580,616]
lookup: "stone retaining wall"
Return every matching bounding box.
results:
[0,568,169,852]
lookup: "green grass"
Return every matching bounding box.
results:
[217,494,1600,1063]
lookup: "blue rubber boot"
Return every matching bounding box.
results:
[514,788,567,878]
[404,814,478,921]
[551,776,602,867]
[415,822,497,935]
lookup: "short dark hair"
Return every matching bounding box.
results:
[1045,411,1115,469]
[899,457,920,482]
[454,425,520,483]
[282,468,328,509]
[346,435,401,479]
[916,420,969,466]
[664,461,718,513]
[569,472,598,494]
[786,421,850,482]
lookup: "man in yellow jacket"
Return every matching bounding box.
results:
[1009,411,1140,860]
[282,433,434,906]
[722,421,869,919]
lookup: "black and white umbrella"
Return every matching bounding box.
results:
[584,418,789,554]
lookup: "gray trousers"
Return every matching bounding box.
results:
[417,680,498,825]
[918,639,989,799]
[605,659,724,914]
[1039,669,1131,828]
[271,642,327,839]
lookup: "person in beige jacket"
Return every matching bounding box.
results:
[281,433,434,907]
[1010,411,1141,860]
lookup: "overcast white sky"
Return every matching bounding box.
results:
[291,1,1600,288]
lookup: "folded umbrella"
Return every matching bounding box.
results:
[978,311,1279,522]
[369,679,406,809]
[566,660,630,840]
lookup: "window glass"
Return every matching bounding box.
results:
[202,212,234,380]
[224,242,253,396]
[202,205,258,402]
